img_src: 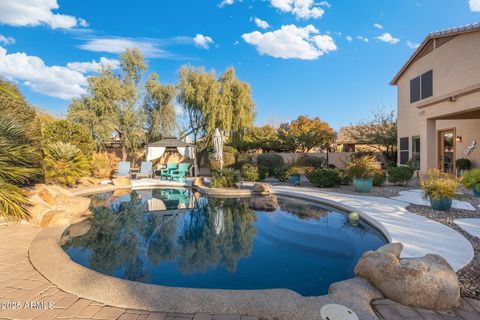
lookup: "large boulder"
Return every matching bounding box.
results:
[77,177,102,188]
[249,195,278,211]
[354,243,460,311]
[112,177,132,188]
[252,182,270,196]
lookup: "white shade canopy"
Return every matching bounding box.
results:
[213,128,223,169]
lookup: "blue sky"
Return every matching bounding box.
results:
[0,0,479,130]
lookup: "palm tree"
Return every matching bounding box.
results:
[0,116,42,221]
[43,142,90,187]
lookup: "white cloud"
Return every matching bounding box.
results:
[319,1,331,8]
[67,57,120,73]
[0,35,15,45]
[0,0,87,29]
[406,40,420,49]
[373,23,384,29]
[0,46,87,99]
[357,36,369,43]
[78,37,168,58]
[254,17,270,29]
[469,0,480,12]
[270,0,325,20]
[242,24,336,60]
[376,32,400,44]
[346,35,353,42]
[193,34,214,49]
[218,0,239,7]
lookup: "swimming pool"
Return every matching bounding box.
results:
[62,188,386,296]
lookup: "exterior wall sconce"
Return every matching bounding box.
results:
[455,136,462,142]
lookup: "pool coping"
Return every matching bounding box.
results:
[28,183,473,319]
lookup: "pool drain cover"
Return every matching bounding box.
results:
[320,304,359,320]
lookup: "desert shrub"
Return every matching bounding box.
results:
[42,119,95,159]
[209,146,237,170]
[257,153,284,176]
[348,151,378,161]
[91,152,120,178]
[43,142,90,187]
[211,168,239,188]
[0,115,43,221]
[346,155,378,179]
[372,171,387,187]
[455,158,472,171]
[421,169,458,200]
[240,163,259,182]
[273,166,290,182]
[461,169,480,191]
[338,169,352,185]
[306,169,341,188]
[296,155,326,169]
[387,166,414,185]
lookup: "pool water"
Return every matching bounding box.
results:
[62,188,387,296]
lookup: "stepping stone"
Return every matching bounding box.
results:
[454,219,480,238]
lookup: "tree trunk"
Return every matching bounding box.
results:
[122,145,127,162]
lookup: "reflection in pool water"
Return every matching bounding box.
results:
[63,188,387,296]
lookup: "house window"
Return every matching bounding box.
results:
[410,70,433,103]
[399,137,409,165]
[411,136,420,169]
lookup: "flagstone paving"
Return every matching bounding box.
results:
[0,223,258,320]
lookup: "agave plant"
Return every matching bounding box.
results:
[0,116,42,221]
[43,142,90,187]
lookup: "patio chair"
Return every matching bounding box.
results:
[136,161,153,179]
[159,163,177,180]
[169,163,190,182]
[117,161,131,178]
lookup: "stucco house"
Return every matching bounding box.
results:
[391,22,480,173]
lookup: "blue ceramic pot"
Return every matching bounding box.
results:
[430,198,453,211]
[290,174,300,184]
[353,178,373,193]
[473,183,480,198]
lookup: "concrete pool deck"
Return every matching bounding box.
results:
[2,182,475,319]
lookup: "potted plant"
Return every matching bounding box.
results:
[455,158,472,176]
[421,169,458,210]
[461,168,480,197]
[288,166,302,184]
[346,155,378,193]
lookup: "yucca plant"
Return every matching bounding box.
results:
[0,116,42,221]
[43,142,90,187]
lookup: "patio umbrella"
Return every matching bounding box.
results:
[213,128,223,169]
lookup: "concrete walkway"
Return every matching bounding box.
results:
[271,186,474,271]
[0,223,258,320]
[391,190,476,211]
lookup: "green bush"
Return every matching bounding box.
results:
[42,120,95,159]
[387,166,414,185]
[346,155,378,179]
[273,166,290,182]
[211,168,239,188]
[240,163,259,182]
[306,169,341,188]
[235,152,251,170]
[43,142,90,187]
[258,165,269,180]
[421,169,458,200]
[372,171,386,187]
[461,169,480,191]
[456,158,472,171]
[296,155,326,168]
[257,153,284,176]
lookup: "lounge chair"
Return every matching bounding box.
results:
[169,163,190,182]
[117,161,131,178]
[159,163,177,180]
[136,161,153,179]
